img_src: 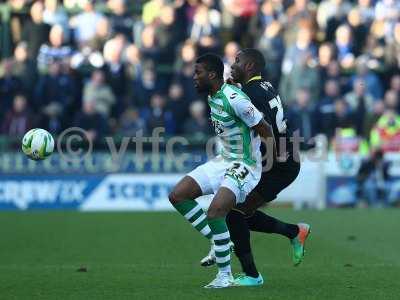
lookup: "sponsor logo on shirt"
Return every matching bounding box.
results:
[244,106,255,119]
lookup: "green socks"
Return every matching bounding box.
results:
[173,199,212,239]
[209,218,231,274]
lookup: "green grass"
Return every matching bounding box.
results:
[0,209,399,300]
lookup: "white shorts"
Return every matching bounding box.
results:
[187,155,262,203]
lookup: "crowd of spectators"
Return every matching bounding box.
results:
[0,0,400,152]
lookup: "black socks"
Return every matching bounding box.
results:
[246,210,299,240]
[226,209,300,277]
[226,210,259,278]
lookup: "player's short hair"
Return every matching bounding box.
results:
[195,53,224,79]
[241,48,266,73]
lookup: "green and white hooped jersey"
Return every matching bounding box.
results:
[208,83,263,166]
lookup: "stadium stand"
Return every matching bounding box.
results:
[0,0,399,154]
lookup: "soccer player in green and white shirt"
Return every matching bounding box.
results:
[169,54,276,288]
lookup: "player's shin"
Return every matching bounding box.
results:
[208,218,232,274]
[226,210,259,278]
[173,199,213,239]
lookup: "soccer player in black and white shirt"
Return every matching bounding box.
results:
[201,49,311,286]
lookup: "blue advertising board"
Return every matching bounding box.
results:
[0,174,183,211]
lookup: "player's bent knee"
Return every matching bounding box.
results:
[169,189,189,205]
[169,176,202,206]
[168,190,181,205]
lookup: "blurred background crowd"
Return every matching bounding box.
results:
[0,0,400,152]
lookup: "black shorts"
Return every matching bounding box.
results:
[253,158,300,203]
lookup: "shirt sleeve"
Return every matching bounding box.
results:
[229,96,263,128]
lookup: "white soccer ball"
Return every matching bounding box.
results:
[22,128,55,160]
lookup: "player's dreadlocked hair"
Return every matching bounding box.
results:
[196,53,224,79]
[241,48,266,73]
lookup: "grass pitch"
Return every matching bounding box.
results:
[0,209,399,300]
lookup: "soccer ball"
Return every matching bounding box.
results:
[22,128,55,160]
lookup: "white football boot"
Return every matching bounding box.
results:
[200,242,234,267]
[200,243,216,267]
[204,271,234,288]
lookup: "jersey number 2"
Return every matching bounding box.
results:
[269,96,287,133]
